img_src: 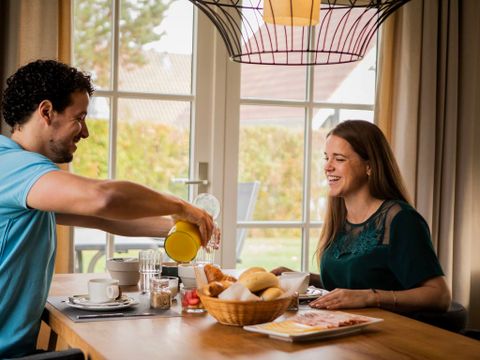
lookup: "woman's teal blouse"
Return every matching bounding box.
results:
[320,200,444,291]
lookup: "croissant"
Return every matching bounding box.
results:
[202,281,225,297]
[204,264,224,282]
[221,275,237,283]
[219,280,234,289]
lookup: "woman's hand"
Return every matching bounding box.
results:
[309,288,375,310]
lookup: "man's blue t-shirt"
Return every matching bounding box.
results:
[0,135,59,357]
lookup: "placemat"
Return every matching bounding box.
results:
[48,293,182,323]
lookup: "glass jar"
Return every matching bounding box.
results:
[180,286,205,313]
[150,278,171,310]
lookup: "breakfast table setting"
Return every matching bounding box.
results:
[43,263,480,360]
[43,196,479,359]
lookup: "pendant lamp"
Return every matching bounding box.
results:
[188,0,410,65]
[263,0,321,26]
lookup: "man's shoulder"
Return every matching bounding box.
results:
[1,140,58,179]
[0,137,54,166]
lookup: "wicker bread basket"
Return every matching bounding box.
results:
[198,292,292,326]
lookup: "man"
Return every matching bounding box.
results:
[0,59,215,357]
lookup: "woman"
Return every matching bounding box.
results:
[273,120,450,312]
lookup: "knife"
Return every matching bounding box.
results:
[77,312,156,319]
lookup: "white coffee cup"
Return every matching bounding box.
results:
[279,272,310,294]
[88,278,120,303]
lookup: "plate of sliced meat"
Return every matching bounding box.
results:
[243,310,383,342]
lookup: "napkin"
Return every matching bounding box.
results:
[218,282,260,301]
[193,264,208,287]
[278,274,309,295]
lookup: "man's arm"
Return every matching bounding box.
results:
[56,213,174,237]
[28,170,213,244]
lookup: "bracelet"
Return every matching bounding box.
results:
[391,290,397,309]
[371,288,381,308]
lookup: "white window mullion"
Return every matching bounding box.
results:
[95,90,194,102]
[106,0,121,260]
[241,98,373,111]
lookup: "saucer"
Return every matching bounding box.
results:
[298,286,329,300]
[66,294,138,311]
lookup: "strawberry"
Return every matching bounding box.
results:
[188,297,200,306]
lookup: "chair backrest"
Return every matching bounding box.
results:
[407,301,468,334]
[235,181,260,262]
[13,349,85,360]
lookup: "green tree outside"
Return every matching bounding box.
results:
[73,0,172,88]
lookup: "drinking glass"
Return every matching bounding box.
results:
[180,286,205,313]
[138,249,162,293]
[193,193,220,264]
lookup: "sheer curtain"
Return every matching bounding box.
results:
[0,0,73,273]
[376,0,480,327]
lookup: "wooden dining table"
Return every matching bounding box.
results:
[42,273,479,360]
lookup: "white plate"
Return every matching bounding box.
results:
[298,286,329,300]
[243,311,383,342]
[66,294,138,311]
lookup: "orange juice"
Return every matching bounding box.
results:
[164,221,201,262]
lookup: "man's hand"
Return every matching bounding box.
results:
[174,202,215,247]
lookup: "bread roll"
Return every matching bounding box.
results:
[260,287,284,301]
[238,271,279,292]
[238,266,267,281]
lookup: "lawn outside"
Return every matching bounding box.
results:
[76,237,319,274]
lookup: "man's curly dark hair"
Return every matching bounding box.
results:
[1,59,94,129]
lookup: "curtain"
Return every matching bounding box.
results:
[0,0,73,273]
[375,0,480,327]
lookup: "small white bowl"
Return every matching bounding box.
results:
[106,258,140,286]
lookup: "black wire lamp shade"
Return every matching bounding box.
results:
[188,0,410,65]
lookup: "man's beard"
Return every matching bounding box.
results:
[48,139,73,163]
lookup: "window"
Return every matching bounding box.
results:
[71,0,205,272]
[235,41,377,272]
[71,0,377,273]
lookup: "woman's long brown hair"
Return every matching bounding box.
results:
[315,120,412,266]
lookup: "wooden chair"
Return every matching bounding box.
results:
[407,301,468,333]
[11,349,84,360]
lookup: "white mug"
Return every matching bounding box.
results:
[88,278,120,303]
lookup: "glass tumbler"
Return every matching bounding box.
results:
[180,286,206,313]
[138,249,162,293]
[192,193,220,265]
